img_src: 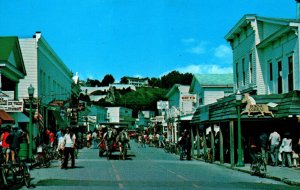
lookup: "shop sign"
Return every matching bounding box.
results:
[0,97,23,112]
[181,94,196,102]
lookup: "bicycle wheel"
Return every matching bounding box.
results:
[21,163,31,187]
[4,166,16,185]
[164,145,169,153]
[0,167,8,188]
[250,162,257,175]
[259,161,267,177]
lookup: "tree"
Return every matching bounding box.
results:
[120,77,129,84]
[101,74,115,86]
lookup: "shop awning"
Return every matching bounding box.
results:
[9,112,29,123]
[0,110,15,123]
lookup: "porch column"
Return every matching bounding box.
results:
[191,128,194,158]
[203,131,207,158]
[210,125,215,163]
[196,126,200,158]
[230,120,235,168]
[219,124,224,164]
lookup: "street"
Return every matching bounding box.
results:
[17,140,299,190]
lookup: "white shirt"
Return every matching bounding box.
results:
[281,138,292,152]
[269,131,280,146]
[64,133,76,148]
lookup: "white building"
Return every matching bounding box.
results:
[19,32,73,104]
[225,13,300,95]
[106,107,135,129]
[19,32,73,130]
[189,74,233,107]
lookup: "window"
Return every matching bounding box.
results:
[236,62,239,88]
[269,62,273,81]
[242,58,245,85]
[249,53,253,83]
[278,61,282,94]
[288,56,294,92]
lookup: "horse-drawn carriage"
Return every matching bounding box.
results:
[98,122,130,160]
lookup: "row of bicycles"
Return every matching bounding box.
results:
[0,144,64,189]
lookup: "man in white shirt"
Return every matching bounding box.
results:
[62,127,76,169]
[269,128,281,166]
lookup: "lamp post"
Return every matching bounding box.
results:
[28,84,34,162]
[235,90,244,167]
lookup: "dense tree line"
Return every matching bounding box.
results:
[84,71,193,89]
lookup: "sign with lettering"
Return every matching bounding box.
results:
[181,95,196,102]
[0,98,23,112]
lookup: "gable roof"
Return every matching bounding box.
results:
[0,36,26,79]
[225,14,300,41]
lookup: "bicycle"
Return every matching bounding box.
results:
[250,152,267,177]
[2,150,31,188]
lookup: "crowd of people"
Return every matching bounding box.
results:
[248,129,300,168]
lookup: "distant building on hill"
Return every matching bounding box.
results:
[122,77,149,87]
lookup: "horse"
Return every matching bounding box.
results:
[240,96,274,117]
[117,130,129,160]
[103,129,116,160]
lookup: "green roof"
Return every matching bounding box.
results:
[194,73,233,86]
[0,37,19,61]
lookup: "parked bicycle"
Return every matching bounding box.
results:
[1,150,31,188]
[164,141,179,154]
[250,152,267,177]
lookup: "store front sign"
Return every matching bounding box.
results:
[0,97,23,112]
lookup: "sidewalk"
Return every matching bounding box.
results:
[193,156,300,186]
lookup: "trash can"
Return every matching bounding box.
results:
[19,143,28,160]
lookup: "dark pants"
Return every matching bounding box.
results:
[63,147,75,168]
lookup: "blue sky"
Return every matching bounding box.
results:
[0,0,296,81]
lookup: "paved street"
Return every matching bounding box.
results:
[16,141,299,190]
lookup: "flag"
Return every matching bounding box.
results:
[34,109,44,128]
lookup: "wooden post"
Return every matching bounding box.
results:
[219,123,224,164]
[196,126,200,158]
[230,120,235,168]
[211,125,215,163]
[191,128,194,158]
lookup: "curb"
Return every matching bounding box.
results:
[192,156,300,186]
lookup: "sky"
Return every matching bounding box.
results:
[0,0,297,82]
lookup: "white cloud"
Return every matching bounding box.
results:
[214,44,232,58]
[187,44,206,55]
[161,64,233,77]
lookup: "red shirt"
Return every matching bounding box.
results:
[1,132,10,148]
[49,132,55,143]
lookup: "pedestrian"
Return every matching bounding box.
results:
[185,131,192,160]
[269,128,281,166]
[62,127,76,169]
[92,130,98,149]
[57,129,65,168]
[280,132,292,167]
[48,130,55,147]
[178,132,186,160]
[10,126,23,164]
[86,132,92,148]
[248,135,257,163]
[0,126,11,164]
[259,132,268,164]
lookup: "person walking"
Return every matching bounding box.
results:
[178,132,186,160]
[259,132,268,164]
[269,128,281,166]
[62,127,76,169]
[281,132,292,167]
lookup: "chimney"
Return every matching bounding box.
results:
[297,0,300,19]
